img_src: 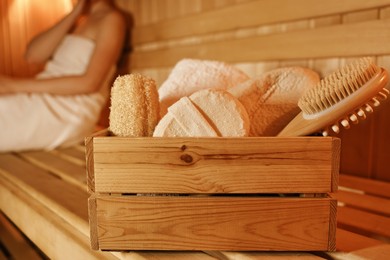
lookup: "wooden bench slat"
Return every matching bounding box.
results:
[339,174,390,198]
[336,228,385,252]
[126,251,217,260]
[337,206,390,239]
[0,177,118,260]
[51,147,86,167]
[0,213,43,260]
[346,244,390,260]
[220,251,326,259]
[131,19,390,69]
[0,154,89,236]
[19,150,87,190]
[333,190,390,216]
[133,0,390,44]
[57,145,86,159]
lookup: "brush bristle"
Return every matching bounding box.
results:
[298,57,381,115]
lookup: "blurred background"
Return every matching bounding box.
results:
[2,0,389,182]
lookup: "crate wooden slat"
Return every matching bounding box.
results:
[87,136,340,194]
[89,195,336,251]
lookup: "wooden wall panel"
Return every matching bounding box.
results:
[1,0,12,76]
[132,0,390,44]
[131,19,390,69]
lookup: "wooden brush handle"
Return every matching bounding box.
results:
[278,69,389,137]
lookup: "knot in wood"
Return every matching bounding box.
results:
[180,154,193,163]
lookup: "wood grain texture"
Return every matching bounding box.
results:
[19,151,87,190]
[339,174,390,198]
[0,0,69,77]
[0,213,42,260]
[88,197,99,250]
[131,19,390,68]
[336,229,385,252]
[337,206,390,239]
[89,137,339,194]
[333,190,390,216]
[133,0,390,44]
[0,176,117,260]
[94,195,334,251]
[346,244,390,260]
[328,200,337,251]
[220,251,325,260]
[85,135,96,193]
[331,138,341,192]
[0,154,90,236]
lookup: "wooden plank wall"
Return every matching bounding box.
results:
[1,0,390,181]
[116,0,390,182]
[0,0,72,77]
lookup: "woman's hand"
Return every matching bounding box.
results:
[72,0,87,17]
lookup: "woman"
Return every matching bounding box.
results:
[0,0,126,152]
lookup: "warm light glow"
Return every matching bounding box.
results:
[1,0,75,76]
[9,0,73,17]
[64,0,74,13]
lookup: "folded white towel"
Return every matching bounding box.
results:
[229,67,320,136]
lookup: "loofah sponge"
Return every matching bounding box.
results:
[109,73,159,137]
[158,59,250,117]
[229,67,320,136]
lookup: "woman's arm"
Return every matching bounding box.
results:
[24,0,86,64]
[1,10,126,96]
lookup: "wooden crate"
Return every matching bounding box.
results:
[86,134,340,251]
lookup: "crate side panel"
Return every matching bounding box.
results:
[331,138,341,192]
[92,137,338,194]
[94,196,333,251]
[328,199,338,251]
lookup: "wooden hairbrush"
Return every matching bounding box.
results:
[278,57,389,137]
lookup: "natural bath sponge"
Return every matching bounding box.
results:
[158,59,250,117]
[153,89,250,137]
[109,73,159,137]
[229,67,320,136]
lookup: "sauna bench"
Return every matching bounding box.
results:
[0,143,389,259]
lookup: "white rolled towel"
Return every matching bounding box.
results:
[158,59,250,117]
[229,67,320,136]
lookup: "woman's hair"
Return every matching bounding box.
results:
[116,8,134,75]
